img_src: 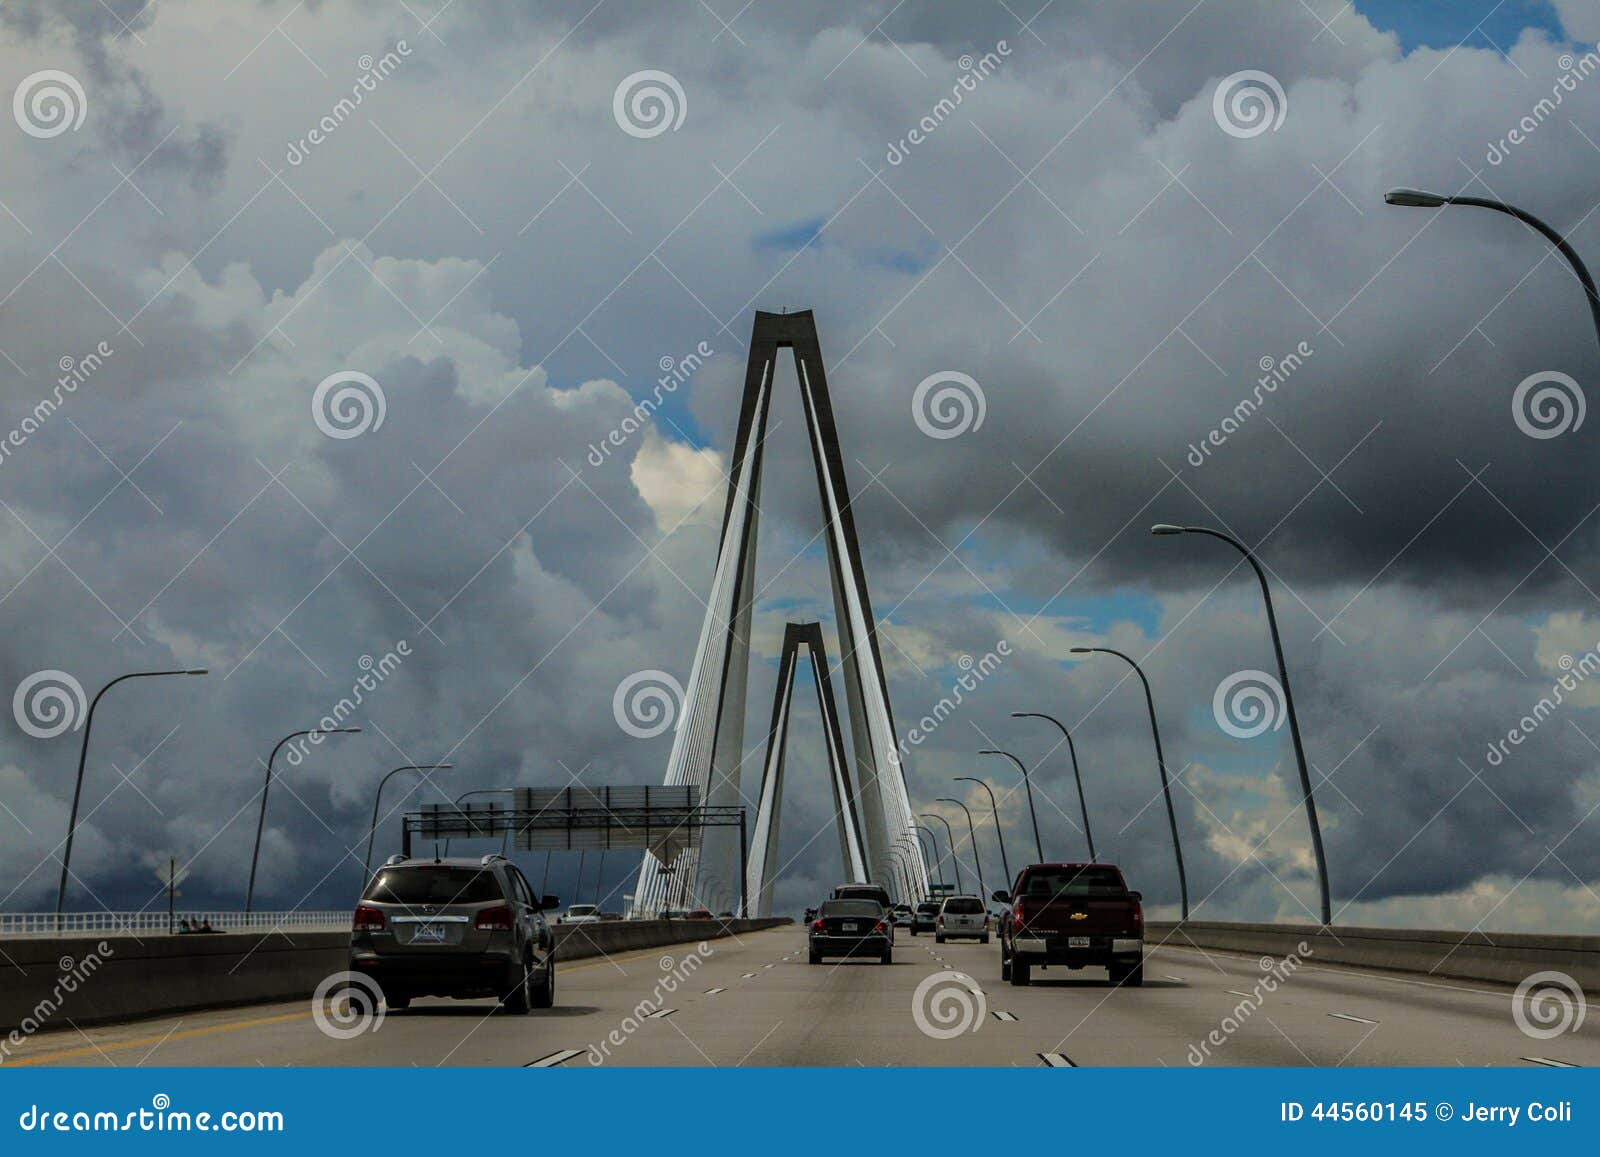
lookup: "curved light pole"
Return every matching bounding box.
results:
[246,727,361,914]
[1071,646,1188,920]
[1012,711,1097,861]
[362,763,452,881]
[1153,523,1331,926]
[955,776,1012,887]
[935,797,986,900]
[920,812,964,894]
[55,668,208,922]
[1385,188,1600,352]
[912,824,946,889]
[978,749,1044,863]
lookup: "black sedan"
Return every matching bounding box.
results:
[808,899,892,964]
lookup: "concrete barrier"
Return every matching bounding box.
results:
[1147,920,1600,992]
[0,918,789,1035]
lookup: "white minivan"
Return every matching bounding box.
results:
[936,895,989,943]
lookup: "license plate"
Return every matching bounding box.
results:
[841,922,858,932]
[1068,936,1090,948]
[412,923,447,943]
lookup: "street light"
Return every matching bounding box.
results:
[955,776,1012,887]
[246,727,361,914]
[1153,522,1331,926]
[935,797,986,900]
[1071,646,1188,920]
[920,812,964,894]
[912,825,946,889]
[55,668,208,922]
[1012,711,1097,861]
[978,749,1044,863]
[1384,188,1600,351]
[362,764,452,881]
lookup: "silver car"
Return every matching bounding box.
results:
[936,894,989,943]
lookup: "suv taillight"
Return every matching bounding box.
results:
[353,905,385,931]
[812,919,826,933]
[475,905,514,930]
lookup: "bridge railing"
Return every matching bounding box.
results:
[0,911,352,938]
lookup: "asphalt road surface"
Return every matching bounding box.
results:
[10,926,1596,1067]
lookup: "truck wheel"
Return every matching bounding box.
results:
[1000,949,1011,981]
[935,934,945,944]
[384,991,410,1010]
[809,949,821,964]
[980,934,990,944]
[1110,961,1144,987]
[1010,959,1031,986]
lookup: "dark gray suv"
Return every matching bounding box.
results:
[349,854,558,1013]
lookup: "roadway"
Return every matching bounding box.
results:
[9,925,1597,1067]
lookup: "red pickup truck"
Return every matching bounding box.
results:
[992,863,1144,987]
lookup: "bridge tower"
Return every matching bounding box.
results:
[630,310,927,916]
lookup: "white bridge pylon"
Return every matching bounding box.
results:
[631,310,927,917]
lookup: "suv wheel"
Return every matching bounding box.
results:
[532,958,555,1009]
[503,955,533,1015]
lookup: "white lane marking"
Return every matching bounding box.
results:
[1039,1052,1077,1067]
[1328,1012,1379,1025]
[525,1049,583,1068]
[1226,990,1253,998]
[742,972,757,978]
[763,963,775,969]
[644,1008,677,1019]
[704,987,726,995]
[992,1011,1018,1022]
[1164,975,1186,983]
[1523,1056,1580,1068]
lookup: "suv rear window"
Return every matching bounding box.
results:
[820,900,883,918]
[943,898,984,914]
[1018,867,1126,898]
[916,902,940,914]
[363,867,504,905]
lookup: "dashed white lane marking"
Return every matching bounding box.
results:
[763,963,776,969]
[644,1008,677,1019]
[1039,1052,1077,1067]
[1328,1012,1379,1025]
[1523,1056,1580,1068]
[1164,975,1186,983]
[1226,990,1254,999]
[742,972,757,979]
[992,1011,1018,1022]
[704,987,726,995]
[525,1049,583,1068]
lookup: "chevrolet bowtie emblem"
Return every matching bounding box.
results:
[1069,912,1088,920]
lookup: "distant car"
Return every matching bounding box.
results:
[809,899,892,965]
[994,863,1143,987]
[560,904,601,925]
[910,901,940,935]
[717,911,735,919]
[686,908,713,920]
[599,911,623,921]
[829,883,896,940]
[348,854,558,1012]
[891,904,913,928]
[936,895,988,943]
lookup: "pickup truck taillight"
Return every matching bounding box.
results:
[812,919,827,933]
[353,905,385,931]
[475,905,514,930]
